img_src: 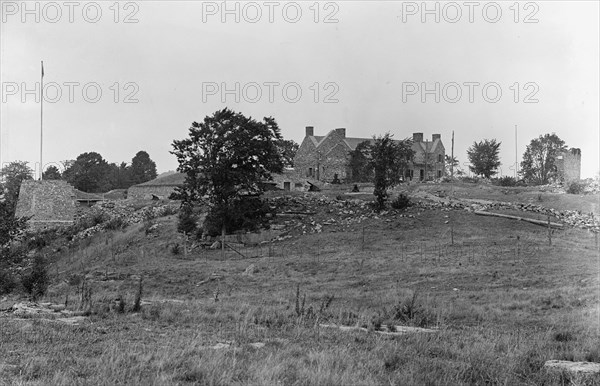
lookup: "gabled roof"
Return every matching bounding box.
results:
[132,172,186,187]
[413,138,443,153]
[343,137,374,150]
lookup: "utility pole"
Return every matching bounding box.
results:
[451,130,454,178]
[514,125,518,179]
[40,61,44,180]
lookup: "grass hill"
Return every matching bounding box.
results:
[1,182,599,385]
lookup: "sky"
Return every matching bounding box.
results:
[1,0,598,178]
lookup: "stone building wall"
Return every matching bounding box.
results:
[555,148,581,182]
[127,185,179,199]
[15,180,76,230]
[294,136,319,179]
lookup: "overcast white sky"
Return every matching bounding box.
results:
[1,1,598,178]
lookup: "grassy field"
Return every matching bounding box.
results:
[1,185,599,385]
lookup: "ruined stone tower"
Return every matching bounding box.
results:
[554,148,581,183]
[15,180,76,230]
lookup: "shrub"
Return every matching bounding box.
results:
[496,176,517,187]
[170,243,181,255]
[0,265,17,294]
[392,291,436,327]
[177,204,197,235]
[391,194,410,210]
[21,254,49,300]
[204,197,272,237]
[104,216,127,231]
[460,176,479,184]
[566,181,585,194]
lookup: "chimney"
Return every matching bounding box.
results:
[413,132,423,142]
[335,128,346,138]
[432,134,441,141]
[305,126,314,137]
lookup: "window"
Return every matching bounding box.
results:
[308,167,313,177]
[438,154,443,162]
[437,170,442,178]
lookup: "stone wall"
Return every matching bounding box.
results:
[15,180,76,230]
[127,185,179,199]
[555,148,581,182]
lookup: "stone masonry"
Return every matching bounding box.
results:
[554,148,581,182]
[15,180,77,230]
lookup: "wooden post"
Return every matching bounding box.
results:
[547,215,552,246]
[515,235,520,263]
[361,227,365,251]
[183,232,188,259]
[221,224,225,260]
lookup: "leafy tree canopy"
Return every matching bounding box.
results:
[349,141,374,183]
[369,134,414,210]
[63,152,113,193]
[130,151,157,185]
[520,133,567,185]
[42,165,62,180]
[467,139,501,178]
[0,161,34,210]
[171,108,284,234]
[277,139,299,168]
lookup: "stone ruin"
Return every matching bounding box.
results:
[554,148,581,183]
[15,180,76,231]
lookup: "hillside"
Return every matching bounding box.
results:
[1,183,599,385]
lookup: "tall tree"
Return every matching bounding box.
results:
[467,139,501,178]
[42,165,62,180]
[0,161,34,211]
[63,152,113,193]
[520,133,567,184]
[349,140,373,182]
[171,108,284,235]
[276,139,299,168]
[369,134,414,210]
[130,151,157,184]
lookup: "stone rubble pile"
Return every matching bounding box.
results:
[72,201,178,240]
[269,191,599,236]
[412,193,599,231]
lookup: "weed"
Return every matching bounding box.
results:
[391,194,410,210]
[132,275,143,312]
[392,290,436,327]
[21,254,49,300]
[170,243,181,255]
[496,176,517,187]
[104,216,127,231]
[567,181,585,194]
[116,295,126,313]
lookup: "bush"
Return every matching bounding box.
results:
[0,265,17,294]
[566,181,585,194]
[170,243,181,255]
[104,216,127,231]
[460,176,479,184]
[392,291,436,328]
[21,254,49,300]
[391,194,410,210]
[204,197,273,237]
[177,204,197,235]
[496,176,517,187]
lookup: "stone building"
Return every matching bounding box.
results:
[554,148,581,182]
[293,127,445,183]
[15,180,77,230]
[127,172,185,199]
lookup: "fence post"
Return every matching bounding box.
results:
[547,215,552,246]
[361,227,365,251]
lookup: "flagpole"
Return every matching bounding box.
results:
[40,61,43,181]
